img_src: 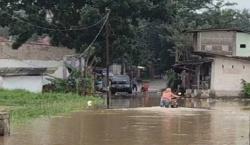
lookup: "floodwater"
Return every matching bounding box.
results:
[1,94,250,145]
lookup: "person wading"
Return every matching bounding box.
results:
[160,88,180,108]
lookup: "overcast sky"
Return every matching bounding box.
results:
[226,0,250,10]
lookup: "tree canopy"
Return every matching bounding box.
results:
[0,0,250,73]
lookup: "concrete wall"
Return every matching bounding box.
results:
[0,76,43,93]
[211,57,250,97]
[236,32,250,57]
[195,31,235,55]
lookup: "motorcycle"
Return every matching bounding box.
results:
[171,97,179,108]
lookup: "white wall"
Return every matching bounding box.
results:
[1,76,43,93]
[211,57,250,97]
[0,59,67,82]
[236,32,250,57]
[110,64,121,75]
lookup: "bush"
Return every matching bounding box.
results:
[45,68,95,95]
[165,69,178,89]
[242,79,250,97]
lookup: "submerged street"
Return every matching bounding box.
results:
[1,96,250,145]
[1,0,250,145]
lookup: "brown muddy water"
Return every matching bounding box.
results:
[1,94,250,145]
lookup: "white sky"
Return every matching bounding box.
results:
[226,0,250,10]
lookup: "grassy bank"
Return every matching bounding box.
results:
[0,89,104,125]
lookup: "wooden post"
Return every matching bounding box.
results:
[175,48,179,62]
[197,65,201,90]
[0,112,10,136]
[62,56,68,79]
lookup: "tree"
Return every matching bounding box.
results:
[2,0,249,74]
[0,0,174,65]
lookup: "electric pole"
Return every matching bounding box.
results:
[105,8,111,109]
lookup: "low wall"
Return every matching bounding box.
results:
[211,57,250,97]
[1,76,43,93]
[185,89,242,98]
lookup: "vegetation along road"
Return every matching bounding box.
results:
[0,89,103,126]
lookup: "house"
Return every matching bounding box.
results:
[0,37,75,92]
[0,67,48,92]
[175,29,250,97]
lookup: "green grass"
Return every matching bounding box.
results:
[0,89,104,125]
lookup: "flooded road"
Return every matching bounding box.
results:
[1,96,250,145]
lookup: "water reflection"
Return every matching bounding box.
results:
[0,97,250,145]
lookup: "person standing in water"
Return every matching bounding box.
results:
[160,88,180,108]
[132,78,138,92]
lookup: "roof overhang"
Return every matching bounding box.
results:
[185,28,245,33]
[193,51,250,61]
[174,58,213,67]
[0,67,48,76]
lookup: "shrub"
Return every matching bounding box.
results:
[165,69,178,89]
[242,79,250,97]
[45,66,95,95]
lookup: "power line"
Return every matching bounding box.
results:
[79,10,111,58]
[0,9,109,66]
[1,10,108,31]
[0,9,111,66]
[0,9,109,61]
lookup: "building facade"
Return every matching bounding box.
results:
[210,56,250,97]
[192,29,250,56]
[0,39,75,92]
[0,68,47,92]
[175,29,250,97]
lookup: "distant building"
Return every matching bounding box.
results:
[109,64,122,75]
[0,67,48,92]
[175,29,250,97]
[191,29,250,57]
[0,37,75,92]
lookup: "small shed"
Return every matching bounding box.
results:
[0,67,47,93]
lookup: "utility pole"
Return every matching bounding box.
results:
[105,8,111,109]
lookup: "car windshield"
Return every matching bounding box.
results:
[112,81,129,84]
[111,75,130,84]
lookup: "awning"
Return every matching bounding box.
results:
[137,66,145,70]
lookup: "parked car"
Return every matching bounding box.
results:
[110,75,132,94]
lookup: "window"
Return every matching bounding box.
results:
[240,44,246,48]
